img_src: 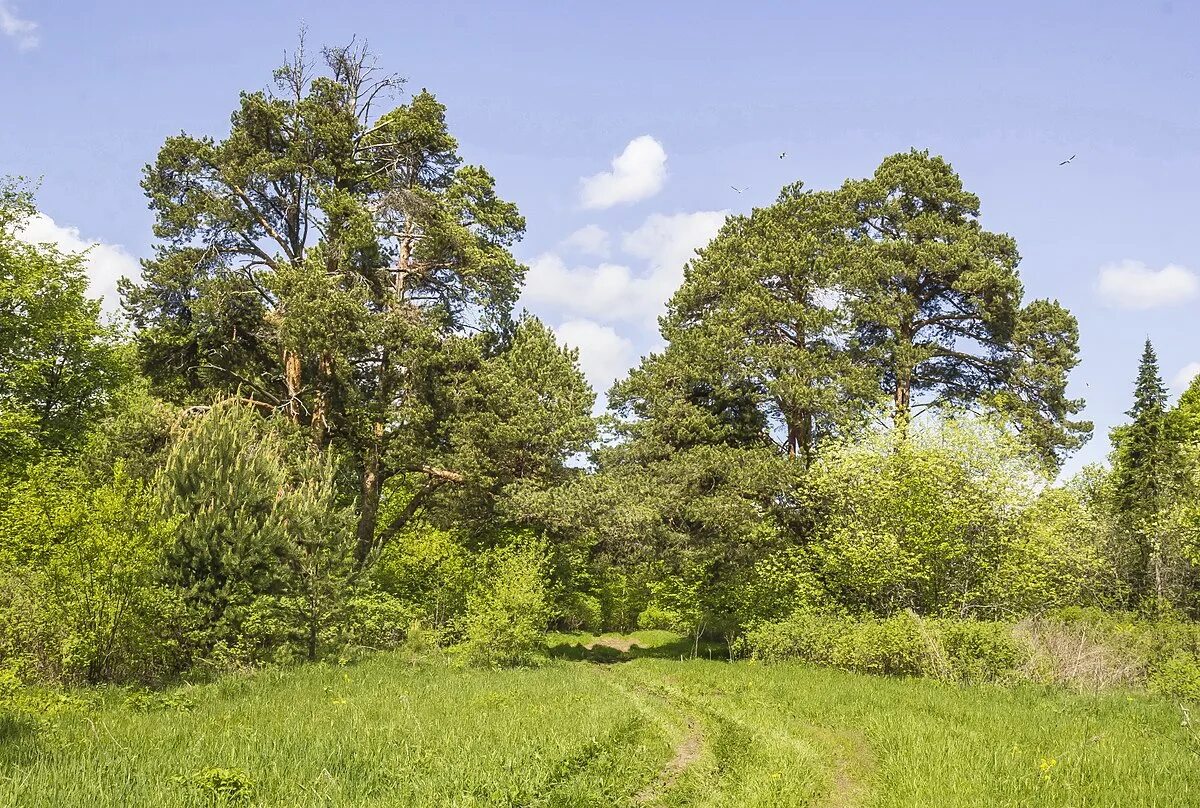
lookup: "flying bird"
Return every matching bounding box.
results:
[778,152,787,159]
[1059,154,1076,166]
[731,185,747,193]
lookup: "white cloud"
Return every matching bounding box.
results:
[523,209,727,330]
[0,1,38,51]
[1172,362,1200,394]
[523,253,654,323]
[560,224,610,257]
[579,136,667,209]
[553,319,635,402]
[1096,260,1199,309]
[621,210,727,300]
[17,214,140,313]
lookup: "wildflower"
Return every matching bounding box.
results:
[1038,756,1057,781]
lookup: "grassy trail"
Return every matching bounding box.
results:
[1,645,1198,806]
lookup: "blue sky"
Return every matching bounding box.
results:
[3,0,1198,475]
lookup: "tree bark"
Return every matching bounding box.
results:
[283,349,303,423]
[311,353,333,446]
[354,438,383,565]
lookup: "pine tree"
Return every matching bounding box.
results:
[158,402,293,657]
[159,401,359,662]
[1111,339,1170,606]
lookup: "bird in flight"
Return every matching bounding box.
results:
[778,152,786,160]
[731,185,747,193]
[1059,154,1076,166]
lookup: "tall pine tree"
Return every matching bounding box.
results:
[1111,339,1171,606]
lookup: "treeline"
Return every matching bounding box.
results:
[2,42,1198,685]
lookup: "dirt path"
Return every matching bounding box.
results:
[590,659,874,807]
[810,726,873,808]
[632,718,704,804]
[594,668,709,806]
[583,635,639,653]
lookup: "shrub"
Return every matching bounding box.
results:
[936,619,1028,683]
[344,590,417,652]
[743,610,844,665]
[561,592,604,633]
[1148,654,1200,703]
[371,524,473,629]
[459,544,550,668]
[637,604,684,632]
[834,613,930,677]
[745,611,1027,683]
[0,461,186,684]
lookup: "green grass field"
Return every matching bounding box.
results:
[2,636,1198,807]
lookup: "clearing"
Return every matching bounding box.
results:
[1,634,1197,807]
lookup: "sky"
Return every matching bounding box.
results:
[2,0,1198,476]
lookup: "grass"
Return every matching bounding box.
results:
[2,633,1198,806]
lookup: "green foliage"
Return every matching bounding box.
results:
[637,604,684,632]
[992,486,1112,612]
[560,591,604,633]
[340,589,417,652]
[459,543,550,668]
[1148,654,1200,703]
[0,461,184,684]
[174,766,256,806]
[371,523,473,628]
[805,419,1048,615]
[0,179,130,482]
[158,401,358,665]
[745,610,1027,683]
[937,620,1028,683]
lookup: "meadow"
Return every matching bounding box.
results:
[2,635,1197,807]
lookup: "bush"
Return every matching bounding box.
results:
[371,524,473,629]
[561,592,604,633]
[344,590,417,652]
[1148,654,1200,703]
[459,544,550,668]
[637,604,684,632]
[743,610,844,665]
[936,619,1027,683]
[836,613,931,677]
[745,610,1027,683]
[0,462,187,684]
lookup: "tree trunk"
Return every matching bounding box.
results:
[355,441,383,565]
[283,349,303,423]
[311,353,333,446]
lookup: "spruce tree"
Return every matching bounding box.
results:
[1111,339,1170,605]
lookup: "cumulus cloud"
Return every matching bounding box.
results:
[621,210,727,298]
[553,319,636,403]
[524,209,727,331]
[523,209,726,330]
[1096,260,1199,309]
[560,224,610,257]
[579,136,667,209]
[17,214,140,313]
[523,254,654,323]
[0,1,38,51]
[1172,362,1200,394]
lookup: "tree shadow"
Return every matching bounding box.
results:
[0,713,41,770]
